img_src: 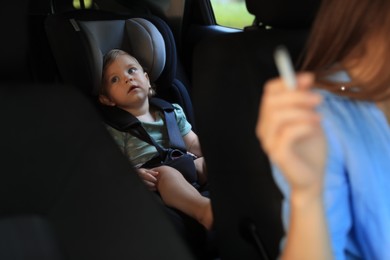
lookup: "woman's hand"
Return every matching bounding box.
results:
[256,73,327,201]
[136,168,159,191]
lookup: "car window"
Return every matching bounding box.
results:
[73,0,93,9]
[210,0,255,29]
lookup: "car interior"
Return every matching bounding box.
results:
[1,2,195,260]
[192,0,319,259]
[1,0,320,259]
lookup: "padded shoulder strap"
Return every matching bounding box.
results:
[99,98,187,152]
[99,104,140,132]
[150,98,187,151]
[149,97,173,111]
[99,104,167,158]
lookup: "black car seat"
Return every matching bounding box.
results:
[45,8,195,126]
[0,85,195,260]
[45,6,216,259]
[0,1,195,259]
[192,0,321,259]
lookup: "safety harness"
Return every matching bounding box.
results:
[99,98,198,184]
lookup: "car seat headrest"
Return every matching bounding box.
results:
[1,1,31,82]
[245,0,321,29]
[79,18,166,95]
[124,18,166,83]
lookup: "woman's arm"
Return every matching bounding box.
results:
[257,73,333,260]
[283,192,333,260]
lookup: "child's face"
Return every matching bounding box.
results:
[101,54,151,109]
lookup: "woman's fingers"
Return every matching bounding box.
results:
[259,107,321,153]
[258,86,322,152]
[270,121,321,162]
[296,73,315,90]
[257,72,327,191]
[263,73,314,94]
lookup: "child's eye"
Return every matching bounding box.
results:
[110,76,119,84]
[128,68,137,74]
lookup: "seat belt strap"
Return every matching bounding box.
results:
[99,98,187,158]
[149,98,186,151]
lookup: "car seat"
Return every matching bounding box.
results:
[45,8,195,126]
[45,6,216,259]
[192,0,320,259]
[0,1,195,259]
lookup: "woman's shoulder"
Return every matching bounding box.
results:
[314,88,357,104]
[314,88,377,120]
[313,87,387,156]
[313,70,377,116]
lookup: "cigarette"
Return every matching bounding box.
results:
[274,46,297,89]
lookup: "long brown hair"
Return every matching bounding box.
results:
[301,0,390,101]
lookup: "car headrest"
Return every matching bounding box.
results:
[79,17,166,95]
[1,1,31,82]
[245,0,321,29]
[123,18,166,83]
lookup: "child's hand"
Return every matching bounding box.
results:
[136,168,159,191]
[256,73,327,202]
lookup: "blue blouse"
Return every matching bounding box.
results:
[272,87,390,259]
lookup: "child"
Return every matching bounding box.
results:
[257,0,390,259]
[99,49,212,230]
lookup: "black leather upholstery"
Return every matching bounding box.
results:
[0,1,30,82]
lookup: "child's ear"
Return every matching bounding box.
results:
[144,72,152,87]
[99,94,115,106]
[144,72,150,81]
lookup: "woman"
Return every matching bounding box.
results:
[257,0,390,259]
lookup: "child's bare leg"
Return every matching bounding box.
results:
[153,165,213,230]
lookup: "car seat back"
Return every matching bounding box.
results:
[1,1,31,82]
[0,84,195,260]
[0,216,63,260]
[192,0,320,259]
[1,1,194,259]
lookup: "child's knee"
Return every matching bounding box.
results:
[153,165,181,180]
